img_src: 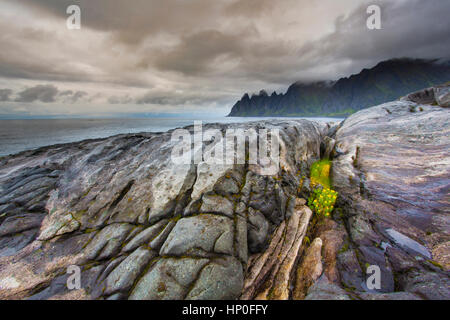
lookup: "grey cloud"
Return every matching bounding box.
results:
[13,85,89,103]
[15,0,226,45]
[153,30,249,75]
[62,90,88,103]
[290,0,450,80]
[136,91,233,107]
[224,0,279,18]
[0,89,12,101]
[1,0,449,116]
[15,84,59,103]
[59,90,73,96]
[7,0,450,85]
[108,95,133,105]
[151,0,450,84]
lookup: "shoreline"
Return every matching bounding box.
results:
[0,118,344,159]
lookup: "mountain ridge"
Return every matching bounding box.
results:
[228,58,450,117]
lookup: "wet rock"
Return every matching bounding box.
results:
[434,85,450,107]
[293,238,323,300]
[0,119,328,300]
[200,194,234,217]
[385,228,431,258]
[247,208,270,253]
[267,205,312,300]
[358,245,395,293]
[321,136,336,159]
[401,87,436,105]
[235,215,248,263]
[402,85,450,108]
[332,88,450,298]
[186,256,243,300]
[337,250,365,292]
[432,241,450,271]
[213,175,241,197]
[400,270,450,300]
[103,247,157,296]
[84,223,134,261]
[0,229,40,257]
[122,219,168,253]
[305,275,351,300]
[129,257,209,300]
[0,214,45,237]
[160,214,234,256]
[149,220,176,251]
[360,292,421,300]
[315,219,346,283]
[241,200,312,300]
[27,274,76,300]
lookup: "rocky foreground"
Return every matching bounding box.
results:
[0,85,448,300]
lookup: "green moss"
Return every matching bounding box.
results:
[339,242,349,254]
[303,236,310,246]
[308,159,338,219]
[352,146,360,168]
[310,159,332,189]
[170,214,182,223]
[427,260,444,270]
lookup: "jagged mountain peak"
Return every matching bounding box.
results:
[229,58,450,117]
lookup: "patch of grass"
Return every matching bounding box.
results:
[308,159,338,219]
[310,159,332,189]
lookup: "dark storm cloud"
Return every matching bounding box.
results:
[289,0,450,80]
[108,95,133,105]
[153,30,249,75]
[224,0,277,17]
[61,90,89,103]
[0,89,12,102]
[15,84,59,103]
[12,85,89,103]
[0,0,449,114]
[15,0,227,45]
[136,90,234,107]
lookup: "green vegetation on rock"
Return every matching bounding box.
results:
[310,159,332,189]
[308,159,338,218]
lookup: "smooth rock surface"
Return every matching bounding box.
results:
[0,120,325,300]
[332,87,450,299]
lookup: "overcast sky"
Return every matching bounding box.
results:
[0,0,449,118]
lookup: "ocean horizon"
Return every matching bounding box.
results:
[0,116,344,157]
